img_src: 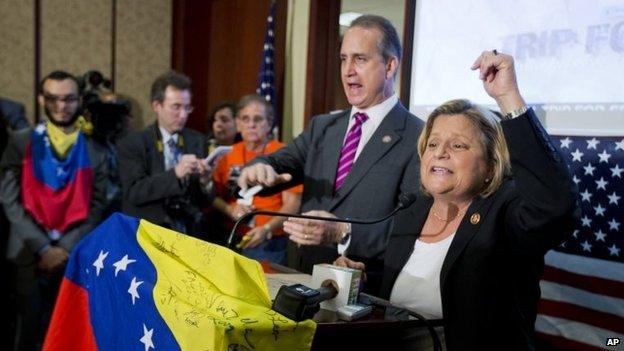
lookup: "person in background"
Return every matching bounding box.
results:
[236,15,424,289]
[212,95,301,264]
[0,97,29,131]
[206,101,240,154]
[336,51,579,350]
[117,71,211,239]
[0,71,107,350]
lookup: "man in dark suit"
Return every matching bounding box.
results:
[117,71,210,238]
[238,15,424,278]
[0,97,29,131]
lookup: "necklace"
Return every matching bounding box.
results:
[431,208,465,222]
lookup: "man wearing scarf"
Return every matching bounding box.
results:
[0,71,107,350]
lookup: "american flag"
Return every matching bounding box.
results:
[256,0,277,122]
[536,135,624,350]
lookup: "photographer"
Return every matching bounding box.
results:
[117,71,210,238]
[80,70,132,217]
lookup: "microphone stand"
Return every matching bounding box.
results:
[226,193,416,248]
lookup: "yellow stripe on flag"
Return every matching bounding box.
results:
[137,220,316,350]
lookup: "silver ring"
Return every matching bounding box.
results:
[492,49,498,56]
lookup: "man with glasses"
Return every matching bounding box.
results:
[117,71,211,238]
[0,70,108,349]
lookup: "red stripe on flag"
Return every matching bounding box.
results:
[536,332,605,351]
[43,278,98,351]
[542,265,624,299]
[538,299,624,334]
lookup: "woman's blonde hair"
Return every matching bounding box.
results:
[417,99,511,198]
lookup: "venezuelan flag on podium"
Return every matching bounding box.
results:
[43,213,316,350]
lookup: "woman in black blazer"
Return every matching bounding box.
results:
[336,51,578,350]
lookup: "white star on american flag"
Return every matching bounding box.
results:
[581,215,592,227]
[595,177,608,190]
[586,137,600,149]
[608,218,621,231]
[610,164,623,178]
[583,163,596,176]
[615,139,624,151]
[581,240,592,252]
[560,137,572,149]
[593,204,606,217]
[597,150,612,163]
[571,149,584,162]
[608,244,620,257]
[580,189,593,202]
[594,229,606,242]
[572,175,581,184]
[607,191,621,205]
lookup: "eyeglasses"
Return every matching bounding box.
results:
[167,103,194,114]
[43,93,79,104]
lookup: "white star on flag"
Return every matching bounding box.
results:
[597,150,611,163]
[594,229,606,242]
[595,177,608,190]
[113,254,137,277]
[581,240,592,252]
[608,244,621,257]
[607,191,621,205]
[128,277,144,305]
[615,139,624,151]
[560,137,572,149]
[593,204,606,217]
[580,215,592,227]
[583,163,596,176]
[140,323,155,351]
[572,175,580,184]
[610,164,623,178]
[93,250,109,276]
[571,148,584,162]
[608,218,621,231]
[580,189,593,202]
[586,137,600,149]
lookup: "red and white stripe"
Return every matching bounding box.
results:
[536,251,624,350]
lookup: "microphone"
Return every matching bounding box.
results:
[272,280,339,321]
[226,193,417,248]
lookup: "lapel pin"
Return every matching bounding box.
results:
[382,135,392,143]
[470,213,481,225]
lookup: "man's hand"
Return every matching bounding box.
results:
[333,255,367,282]
[470,51,525,114]
[284,210,347,246]
[38,246,69,272]
[197,160,213,186]
[228,203,255,221]
[174,154,201,179]
[237,163,292,192]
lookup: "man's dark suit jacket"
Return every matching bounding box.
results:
[254,102,424,273]
[0,97,29,130]
[117,124,207,235]
[378,110,579,351]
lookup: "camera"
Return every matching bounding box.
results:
[79,70,131,142]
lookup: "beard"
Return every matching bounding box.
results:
[45,105,80,127]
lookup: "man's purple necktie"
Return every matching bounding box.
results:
[334,112,369,191]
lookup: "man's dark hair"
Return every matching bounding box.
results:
[350,15,402,63]
[38,70,80,95]
[207,101,236,127]
[236,94,275,126]
[150,71,191,102]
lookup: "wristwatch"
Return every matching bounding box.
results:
[503,105,528,120]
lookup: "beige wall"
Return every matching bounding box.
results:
[0,0,36,122]
[0,0,171,127]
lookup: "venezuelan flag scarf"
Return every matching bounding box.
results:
[21,123,93,233]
